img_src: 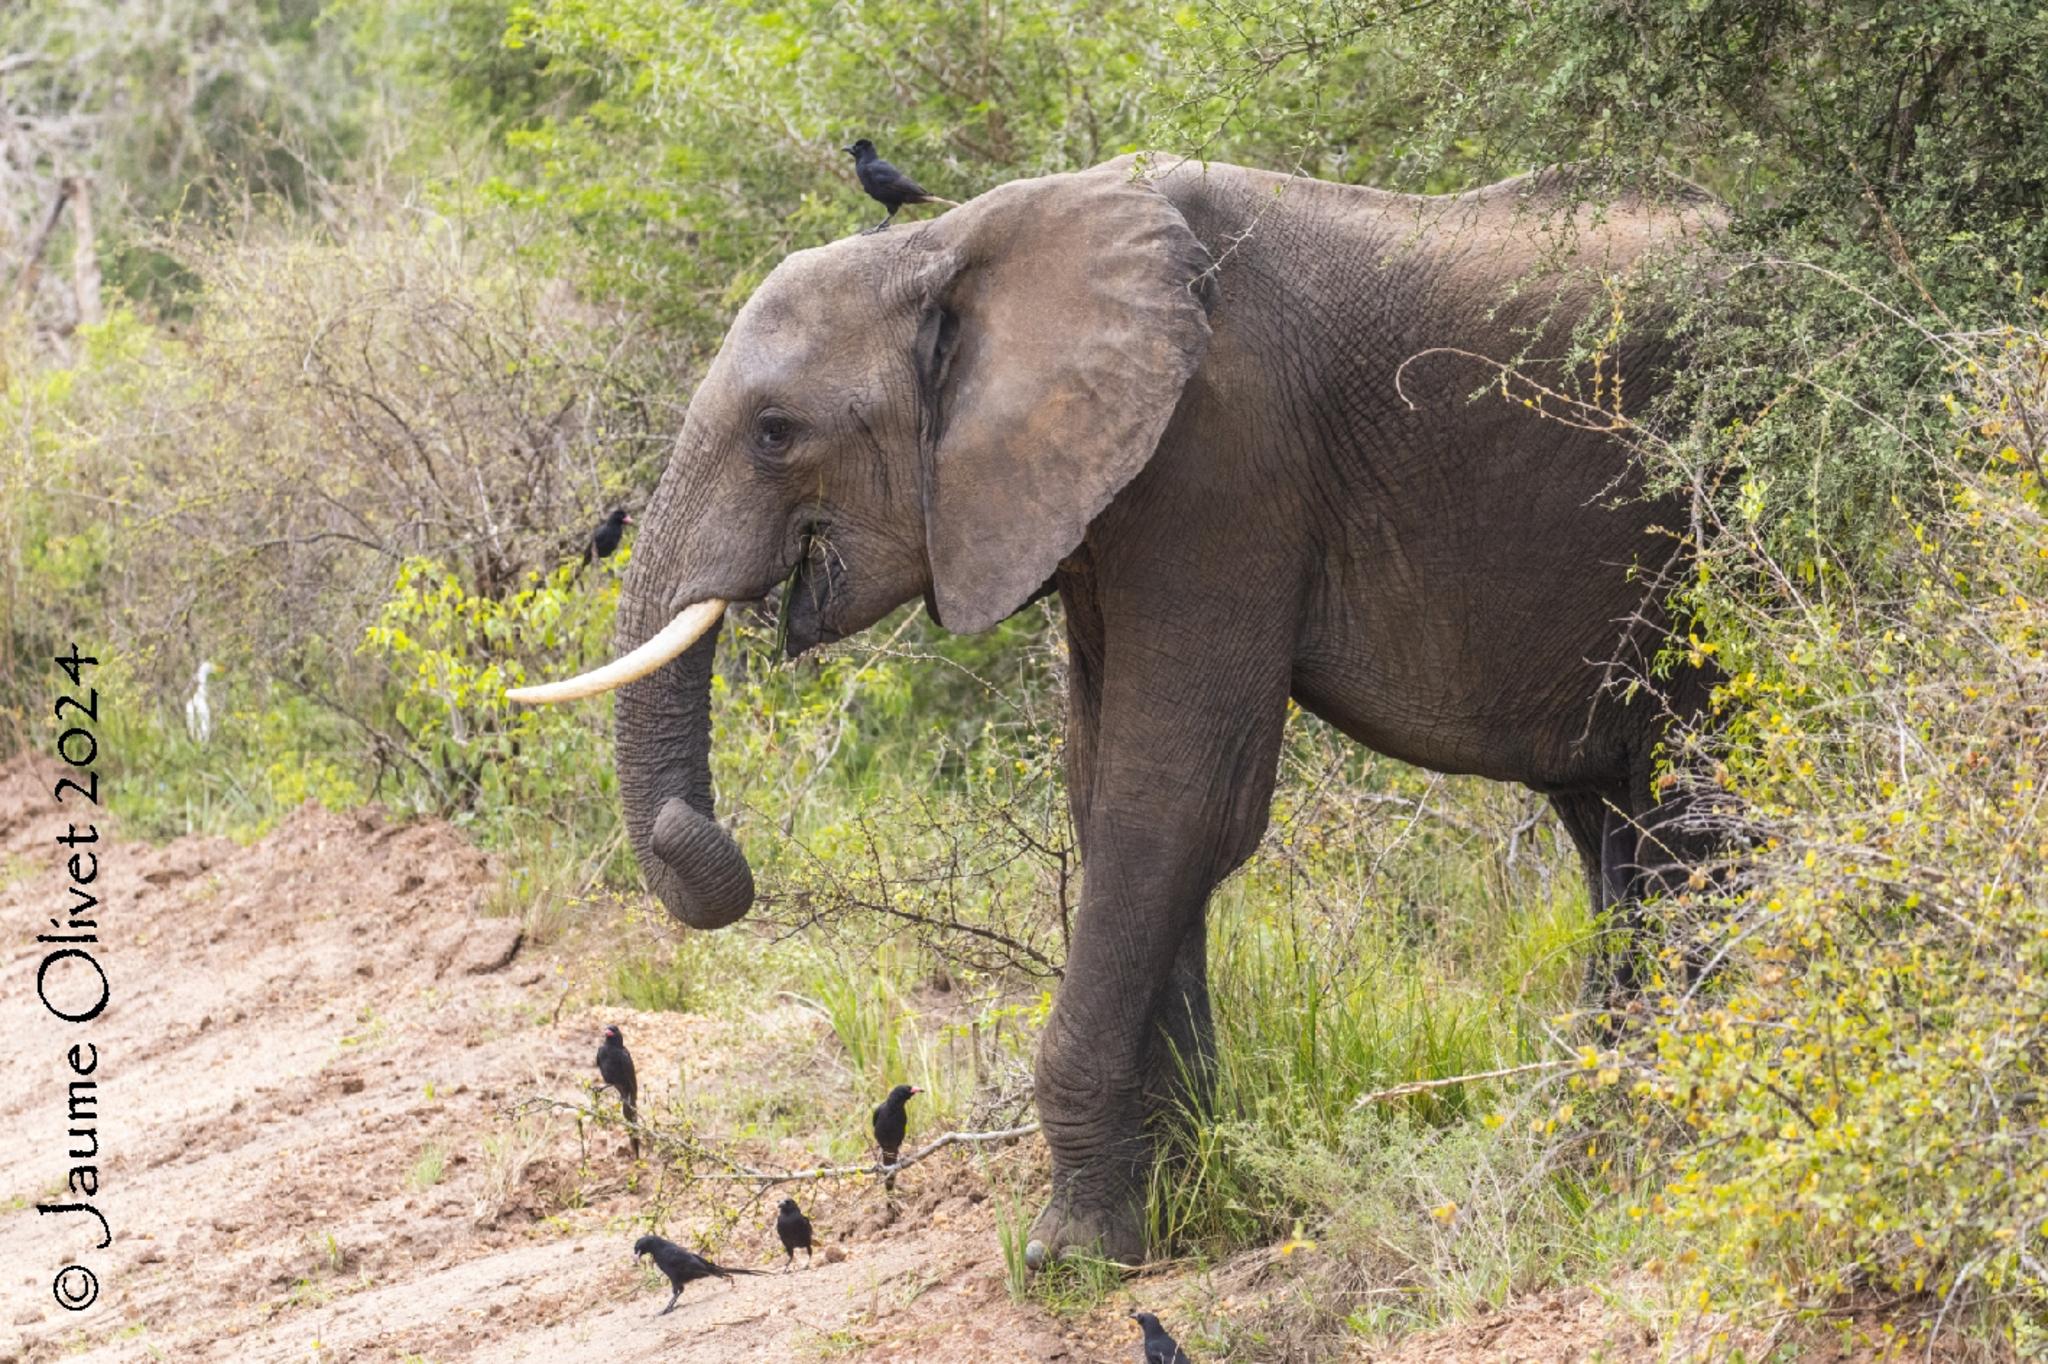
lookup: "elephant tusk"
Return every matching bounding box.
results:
[505,599,728,705]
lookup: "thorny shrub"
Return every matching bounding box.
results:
[1640,324,2048,1350]
[1,198,673,836]
[2,199,667,720]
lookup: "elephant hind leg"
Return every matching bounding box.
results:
[1572,763,1715,1014]
[1594,803,1651,1005]
[1547,789,1611,922]
[1548,789,1638,1007]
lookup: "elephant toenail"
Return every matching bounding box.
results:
[1024,1239,1049,1271]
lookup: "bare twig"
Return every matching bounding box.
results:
[706,1123,1044,1189]
[6,179,69,316]
[1351,1058,1570,1108]
[518,1095,1039,1188]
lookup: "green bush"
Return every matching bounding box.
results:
[362,553,620,831]
[1,197,666,845]
[1641,326,2048,1346]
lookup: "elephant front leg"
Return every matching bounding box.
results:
[1026,915,1216,1267]
[1024,678,1285,1267]
[1150,916,1217,1118]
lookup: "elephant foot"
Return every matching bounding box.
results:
[1022,1187,1144,1270]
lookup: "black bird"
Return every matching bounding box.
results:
[631,1235,762,1316]
[595,1024,640,1156]
[1131,1311,1193,1364]
[775,1197,814,1271]
[843,139,956,234]
[871,1083,922,1189]
[589,507,633,561]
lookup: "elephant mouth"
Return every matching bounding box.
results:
[779,522,845,657]
[506,521,848,702]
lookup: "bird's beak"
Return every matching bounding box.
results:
[912,1086,925,1095]
[841,145,855,155]
[622,514,635,525]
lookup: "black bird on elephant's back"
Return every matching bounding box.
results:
[843,139,955,234]
[595,1024,639,1156]
[871,1083,920,1189]
[775,1197,814,1270]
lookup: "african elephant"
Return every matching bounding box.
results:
[511,153,1722,1265]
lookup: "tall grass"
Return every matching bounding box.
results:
[1130,725,1640,1342]
[792,939,1029,1136]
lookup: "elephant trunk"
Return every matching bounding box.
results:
[613,587,756,931]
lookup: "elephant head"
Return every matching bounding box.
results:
[511,161,1214,930]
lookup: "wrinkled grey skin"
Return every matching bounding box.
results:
[613,154,1721,1264]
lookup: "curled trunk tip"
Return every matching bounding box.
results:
[614,602,756,931]
[651,796,755,928]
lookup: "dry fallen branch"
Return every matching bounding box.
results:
[1351,1058,1571,1107]
[709,1123,1045,1189]
[6,178,69,315]
[520,1094,1039,1188]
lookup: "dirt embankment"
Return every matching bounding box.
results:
[0,759,1084,1362]
[0,758,1892,1363]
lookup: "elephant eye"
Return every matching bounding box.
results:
[754,410,798,456]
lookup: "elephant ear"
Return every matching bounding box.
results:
[911,163,1213,633]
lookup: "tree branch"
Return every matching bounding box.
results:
[519,1095,1039,1188]
[1351,1058,1570,1107]
[6,178,69,317]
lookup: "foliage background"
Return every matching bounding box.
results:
[4,0,2046,1354]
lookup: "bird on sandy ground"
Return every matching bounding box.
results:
[1131,1311,1194,1364]
[871,1082,921,1189]
[589,507,633,561]
[775,1197,814,1271]
[843,139,956,234]
[595,1024,640,1156]
[632,1235,762,1316]
[184,661,214,743]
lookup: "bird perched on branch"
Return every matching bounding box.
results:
[589,507,633,562]
[843,139,955,234]
[1131,1311,1194,1364]
[775,1197,814,1271]
[595,1024,640,1156]
[184,661,214,744]
[631,1235,761,1316]
[872,1082,921,1189]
